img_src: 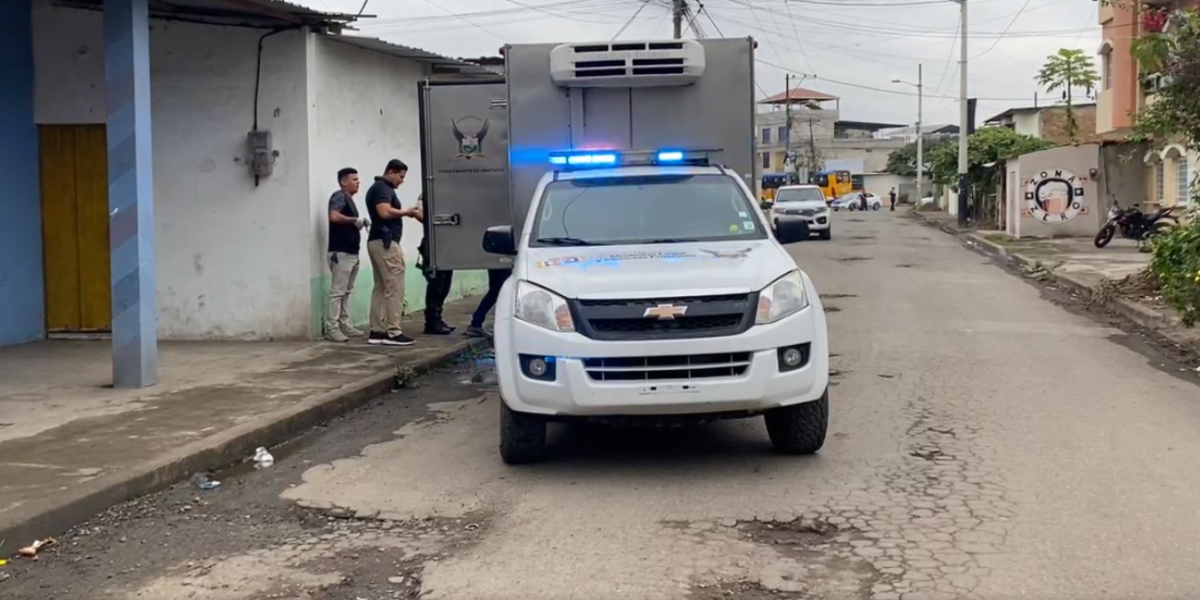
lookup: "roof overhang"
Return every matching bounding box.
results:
[53,0,363,29]
[324,35,502,77]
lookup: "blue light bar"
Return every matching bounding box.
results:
[548,148,714,168]
[549,155,567,165]
[657,151,684,162]
[566,153,616,165]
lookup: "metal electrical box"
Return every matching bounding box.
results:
[247,130,274,180]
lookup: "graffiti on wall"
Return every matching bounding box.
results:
[1025,168,1089,223]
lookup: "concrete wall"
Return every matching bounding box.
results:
[1012,112,1040,138]
[1013,144,1104,238]
[306,36,486,335]
[0,0,43,346]
[33,3,315,339]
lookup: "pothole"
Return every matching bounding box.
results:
[825,306,842,313]
[895,263,915,268]
[835,256,872,262]
[821,293,858,299]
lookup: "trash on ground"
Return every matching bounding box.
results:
[253,447,275,469]
[0,571,9,583]
[18,538,56,557]
[0,559,7,566]
[388,576,406,584]
[198,480,221,490]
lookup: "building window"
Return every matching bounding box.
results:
[761,128,771,145]
[778,126,788,145]
[1156,163,1165,204]
[1176,158,1191,206]
[1103,52,1112,90]
[761,152,771,170]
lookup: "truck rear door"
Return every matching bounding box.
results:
[418,79,511,271]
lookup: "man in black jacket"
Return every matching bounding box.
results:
[365,159,418,346]
[414,194,455,335]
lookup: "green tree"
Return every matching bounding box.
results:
[1035,48,1100,143]
[884,137,953,178]
[926,128,1053,221]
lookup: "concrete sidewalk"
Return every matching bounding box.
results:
[910,209,1200,351]
[0,299,486,552]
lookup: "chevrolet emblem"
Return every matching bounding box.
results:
[643,304,688,320]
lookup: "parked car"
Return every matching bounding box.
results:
[831,192,883,211]
[771,184,832,240]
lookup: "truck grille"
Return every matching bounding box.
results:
[584,352,752,382]
[570,293,756,341]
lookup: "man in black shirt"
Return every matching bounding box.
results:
[365,159,418,346]
[326,168,368,342]
[414,194,456,335]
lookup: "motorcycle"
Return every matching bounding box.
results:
[1094,203,1178,248]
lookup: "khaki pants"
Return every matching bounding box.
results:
[367,240,406,336]
[325,252,360,334]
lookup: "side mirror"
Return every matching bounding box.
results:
[482,225,517,255]
[775,219,811,244]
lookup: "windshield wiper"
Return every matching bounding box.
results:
[643,238,698,244]
[535,236,594,246]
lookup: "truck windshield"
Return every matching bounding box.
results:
[775,188,826,202]
[531,174,766,247]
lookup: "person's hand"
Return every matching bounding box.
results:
[356,217,370,229]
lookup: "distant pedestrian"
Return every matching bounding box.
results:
[889,187,897,211]
[366,159,419,347]
[858,190,868,211]
[466,268,512,338]
[325,168,369,342]
[414,194,456,335]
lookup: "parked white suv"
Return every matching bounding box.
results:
[771,185,832,240]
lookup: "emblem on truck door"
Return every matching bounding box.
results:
[644,304,688,320]
[451,116,489,159]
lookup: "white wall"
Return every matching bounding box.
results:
[307,36,433,332]
[1012,112,1040,138]
[33,3,315,339]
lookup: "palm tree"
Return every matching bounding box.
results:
[1036,48,1100,143]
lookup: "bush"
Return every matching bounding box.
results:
[1150,218,1200,326]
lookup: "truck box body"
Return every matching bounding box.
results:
[418,38,757,271]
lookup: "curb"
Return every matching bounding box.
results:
[0,337,488,550]
[914,212,1197,354]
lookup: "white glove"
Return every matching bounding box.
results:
[356,217,370,229]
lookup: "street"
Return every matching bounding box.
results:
[7,211,1200,600]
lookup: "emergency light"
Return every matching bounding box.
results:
[548,148,718,169]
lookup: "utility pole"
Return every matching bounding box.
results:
[916,63,923,207]
[673,0,685,39]
[956,0,969,227]
[785,73,794,182]
[892,65,923,204]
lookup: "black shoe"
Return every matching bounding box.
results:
[368,331,387,345]
[380,333,415,347]
[466,325,491,338]
[424,323,455,335]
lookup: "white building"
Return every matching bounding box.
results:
[17,0,493,347]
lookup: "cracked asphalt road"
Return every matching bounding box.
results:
[7,212,1200,600]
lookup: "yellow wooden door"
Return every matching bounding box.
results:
[40,125,111,333]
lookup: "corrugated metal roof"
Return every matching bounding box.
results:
[758,87,839,104]
[324,35,502,76]
[54,0,362,28]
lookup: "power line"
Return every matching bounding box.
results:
[754,57,1035,101]
[613,0,653,39]
[782,0,814,74]
[971,0,1034,60]
[698,1,726,36]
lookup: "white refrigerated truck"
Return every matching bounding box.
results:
[418,38,829,464]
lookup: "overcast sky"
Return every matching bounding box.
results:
[295,0,1101,128]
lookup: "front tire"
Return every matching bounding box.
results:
[500,402,547,464]
[765,390,829,455]
[1094,224,1115,248]
[818,228,832,241]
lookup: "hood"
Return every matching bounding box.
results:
[521,239,795,299]
[774,200,828,210]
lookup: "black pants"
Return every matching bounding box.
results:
[424,269,454,327]
[471,269,512,328]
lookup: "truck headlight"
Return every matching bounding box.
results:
[756,270,810,324]
[514,280,576,332]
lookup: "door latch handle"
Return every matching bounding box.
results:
[432,213,460,226]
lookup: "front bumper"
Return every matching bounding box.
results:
[495,294,829,417]
[772,212,831,231]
